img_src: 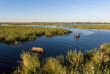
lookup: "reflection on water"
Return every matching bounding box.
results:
[0,24,110,73]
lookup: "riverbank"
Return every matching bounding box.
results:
[14,43,110,74]
[0,26,71,44]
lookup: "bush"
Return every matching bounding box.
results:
[66,50,84,72]
[83,61,95,74]
[100,43,110,51]
[15,52,40,73]
[56,55,64,64]
[14,47,110,74]
[42,57,67,74]
[92,51,104,65]
[84,49,97,62]
[106,48,110,55]
[100,43,110,54]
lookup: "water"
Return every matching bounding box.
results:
[0,24,110,73]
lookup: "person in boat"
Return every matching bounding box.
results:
[74,33,80,38]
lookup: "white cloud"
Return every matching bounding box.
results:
[72,5,77,8]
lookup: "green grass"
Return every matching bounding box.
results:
[14,43,110,74]
[0,26,71,44]
[1,22,110,30]
[0,22,63,26]
[63,25,110,30]
[1,22,110,25]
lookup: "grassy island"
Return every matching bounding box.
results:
[63,25,110,30]
[1,22,110,30]
[0,22,63,26]
[0,26,71,44]
[14,43,110,74]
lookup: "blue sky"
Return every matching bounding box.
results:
[0,0,110,22]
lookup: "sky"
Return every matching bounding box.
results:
[0,0,110,22]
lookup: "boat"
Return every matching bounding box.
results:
[74,33,80,38]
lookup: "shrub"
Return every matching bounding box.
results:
[106,48,110,55]
[100,43,110,54]
[56,55,64,64]
[14,48,110,74]
[83,61,95,74]
[84,49,97,62]
[100,43,110,51]
[66,50,84,72]
[18,52,40,73]
[42,57,67,74]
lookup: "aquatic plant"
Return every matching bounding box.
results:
[100,43,110,54]
[56,55,64,64]
[1,22,110,30]
[42,57,67,74]
[0,26,71,44]
[14,52,40,74]
[66,50,84,66]
[63,24,110,30]
[0,22,63,26]
[84,49,97,62]
[14,43,110,74]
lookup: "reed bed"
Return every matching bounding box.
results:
[14,43,110,74]
[63,25,110,30]
[1,22,110,30]
[0,26,71,44]
[0,22,110,30]
[0,22,63,26]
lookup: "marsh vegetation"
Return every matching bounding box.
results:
[0,23,110,73]
[14,43,110,74]
[63,25,110,30]
[0,22,63,26]
[1,22,110,30]
[0,26,71,44]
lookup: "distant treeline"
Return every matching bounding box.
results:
[0,22,110,26]
[0,22,63,26]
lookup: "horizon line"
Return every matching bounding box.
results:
[0,22,110,23]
